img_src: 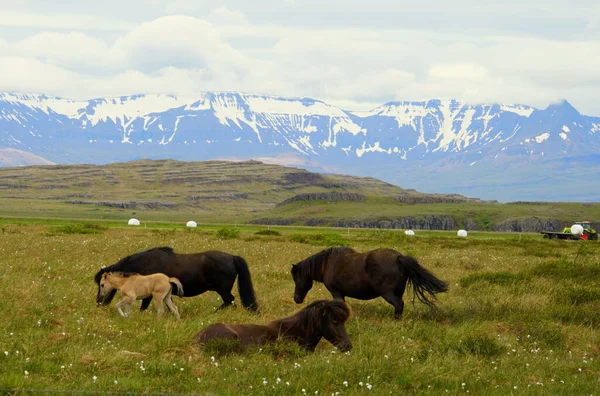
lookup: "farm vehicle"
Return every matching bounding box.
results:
[541,221,598,240]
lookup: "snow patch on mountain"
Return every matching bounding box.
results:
[356,141,388,157]
[84,94,184,126]
[245,96,346,117]
[500,104,534,117]
[0,92,84,118]
[524,133,551,144]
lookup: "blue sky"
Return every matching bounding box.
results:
[0,0,598,114]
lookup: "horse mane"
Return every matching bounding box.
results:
[153,246,175,254]
[276,300,352,335]
[94,247,175,284]
[295,247,355,280]
[105,271,139,278]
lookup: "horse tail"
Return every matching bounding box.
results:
[169,278,185,297]
[397,255,448,306]
[232,255,259,312]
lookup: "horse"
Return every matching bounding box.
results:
[94,247,258,312]
[291,247,448,319]
[99,272,184,319]
[195,300,352,352]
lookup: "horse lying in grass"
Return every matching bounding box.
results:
[291,247,448,319]
[94,247,258,312]
[195,300,353,352]
[99,272,184,319]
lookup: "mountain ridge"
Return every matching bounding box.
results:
[1,91,599,202]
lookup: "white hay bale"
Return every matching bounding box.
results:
[186,220,197,228]
[457,229,468,237]
[404,230,415,236]
[570,224,584,236]
[127,218,140,226]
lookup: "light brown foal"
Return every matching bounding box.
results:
[100,272,184,319]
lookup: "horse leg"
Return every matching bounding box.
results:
[115,297,133,318]
[381,292,405,320]
[140,297,152,311]
[153,292,166,317]
[393,280,407,318]
[165,295,180,320]
[329,290,346,301]
[215,290,235,311]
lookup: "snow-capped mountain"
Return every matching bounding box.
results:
[1,91,599,201]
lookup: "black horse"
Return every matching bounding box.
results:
[95,247,258,312]
[291,247,448,319]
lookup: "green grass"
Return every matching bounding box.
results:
[0,223,598,395]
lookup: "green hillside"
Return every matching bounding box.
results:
[0,159,598,231]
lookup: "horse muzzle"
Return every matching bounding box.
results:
[294,294,304,304]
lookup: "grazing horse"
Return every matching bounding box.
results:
[99,272,184,319]
[291,247,448,319]
[94,247,258,312]
[195,300,352,352]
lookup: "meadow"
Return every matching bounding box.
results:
[0,223,598,395]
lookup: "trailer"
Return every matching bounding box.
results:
[541,231,584,240]
[541,221,598,241]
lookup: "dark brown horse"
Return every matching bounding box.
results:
[94,247,258,312]
[195,300,352,352]
[291,247,448,319]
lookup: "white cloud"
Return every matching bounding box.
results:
[10,32,113,71]
[0,10,133,31]
[206,7,248,25]
[112,16,247,73]
[428,63,489,81]
[0,57,78,94]
[0,6,599,115]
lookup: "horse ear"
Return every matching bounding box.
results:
[291,264,297,274]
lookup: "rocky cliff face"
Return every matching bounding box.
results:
[250,215,458,230]
[250,215,596,232]
[492,217,565,232]
[331,215,457,230]
[277,192,366,206]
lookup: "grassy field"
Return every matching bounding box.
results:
[0,222,598,395]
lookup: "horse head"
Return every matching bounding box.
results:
[94,268,116,306]
[305,300,353,352]
[291,264,313,304]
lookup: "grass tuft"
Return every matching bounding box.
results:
[216,227,241,239]
[459,333,506,357]
[459,271,530,288]
[48,223,106,235]
[288,232,348,246]
[530,259,600,280]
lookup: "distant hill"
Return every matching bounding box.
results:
[0,148,54,167]
[1,92,599,201]
[0,159,597,231]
